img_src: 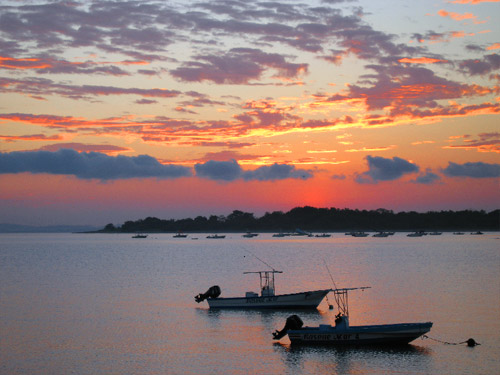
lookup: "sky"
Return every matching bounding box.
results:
[0,0,499,227]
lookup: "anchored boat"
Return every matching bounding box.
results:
[173,231,188,238]
[273,287,432,345]
[195,270,331,309]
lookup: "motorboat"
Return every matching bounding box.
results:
[372,232,390,237]
[132,234,147,238]
[407,231,426,237]
[195,270,331,309]
[349,232,368,237]
[315,233,331,238]
[273,287,432,346]
[242,232,259,238]
[206,234,225,239]
[173,231,188,238]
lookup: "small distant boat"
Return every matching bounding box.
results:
[315,233,331,238]
[272,232,286,237]
[173,231,188,238]
[407,231,426,237]
[273,287,432,346]
[351,232,368,237]
[470,231,484,235]
[429,232,442,235]
[372,232,390,237]
[293,228,313,237]
[132,234,147,238]
[242,232,259,238]
[206,234,225,239]
[453,232,465,235]
[195,270,331,309]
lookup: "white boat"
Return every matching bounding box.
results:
[195,270,331,309]
[407,231,426,237]
[242,232,259,238]
[173,231,187,238]
[206,234,225,239]
[372,232,390,237]
[350,232,368,237]
[273,287,432,346]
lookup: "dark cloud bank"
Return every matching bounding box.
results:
[355,156,419,184]
[0,149,191,180]
[442,162,500,178]
[1,150,498,182]
[194,159,313,181]
[355,156,499,184]
[0,149,313,181]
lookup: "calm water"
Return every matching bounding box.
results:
[1,233,499,375]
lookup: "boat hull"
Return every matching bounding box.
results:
[207,289,330,309]
[288,322,433,345]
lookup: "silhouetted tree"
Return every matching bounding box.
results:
[100,206,500,233]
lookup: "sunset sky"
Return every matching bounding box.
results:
[1,0,499,226]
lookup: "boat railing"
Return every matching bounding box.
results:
[243,270,283,297]
[329,287,371,317]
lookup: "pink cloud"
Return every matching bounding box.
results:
[437,9,484,24]
[399,57,448,64]
[448,0,499,4]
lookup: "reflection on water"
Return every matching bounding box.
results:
[1,233,499,375]
[275,343,433,375]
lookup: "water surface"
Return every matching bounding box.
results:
[1,233,499,374]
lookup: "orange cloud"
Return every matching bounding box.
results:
[37,143,133,155]
[0,134,63,142]
[443,131,500,153]
[450,31,475,38]
[449,0,500,4]
[486,43,500,50]
[0,57,53,70]
[346,145,397,153]
[399,57,448,64]
[438,9,484,24]
[438,9,474,21]
[0,56,148,71]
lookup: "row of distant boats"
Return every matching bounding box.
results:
[133,230,486,239]
[347,230,484,237]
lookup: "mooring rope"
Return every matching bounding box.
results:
[422,335,480,347]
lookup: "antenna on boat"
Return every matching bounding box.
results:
[242,248,277,271]
[323,259,340,310]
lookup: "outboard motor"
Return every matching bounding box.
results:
[195,285,221,303]
[272,315,303,340]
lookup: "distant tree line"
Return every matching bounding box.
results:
[100,207,499,233]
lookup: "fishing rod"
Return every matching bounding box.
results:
[242,247,278,271]
[323,259,341,310]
